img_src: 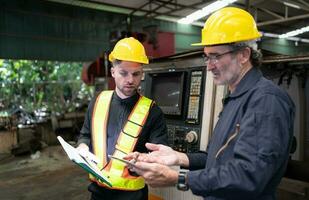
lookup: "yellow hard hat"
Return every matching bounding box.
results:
[109,37,149,64]
[192,7,262,46]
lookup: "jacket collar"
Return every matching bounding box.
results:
[229,67,262,98]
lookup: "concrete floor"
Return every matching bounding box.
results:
[0,146,90,200]
[1,145,308,200]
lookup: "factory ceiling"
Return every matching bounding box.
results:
[49,0,309,41]
[2,0,309,61]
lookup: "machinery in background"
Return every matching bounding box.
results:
[141,67,205,153]
[142,50,309,200]
[140,50,217,200]
[81,52,115,95]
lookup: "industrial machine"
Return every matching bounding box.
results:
[139,50,223,200]
[141,66,205,153]
[141,51,309,200]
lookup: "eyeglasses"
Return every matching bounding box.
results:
[203,48,241,65]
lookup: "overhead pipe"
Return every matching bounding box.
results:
[262,55,309,63]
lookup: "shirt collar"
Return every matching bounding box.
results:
[229,67,262,98]
[113,91,139,105]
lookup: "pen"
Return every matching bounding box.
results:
[108,155,136,166]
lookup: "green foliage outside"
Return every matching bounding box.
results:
[0,59,93,116]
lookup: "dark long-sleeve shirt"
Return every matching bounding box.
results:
[187,67,295,200]
[78,91,168,200]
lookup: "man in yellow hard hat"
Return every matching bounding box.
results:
[125,7,295,200]
[77,37,168,200]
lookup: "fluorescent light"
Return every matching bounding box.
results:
[279,26,309,38]
[262,32,309,43]
[178,10,205,24]
[283,2,300,9]
[178,0,238,24]
[262,32,280,38]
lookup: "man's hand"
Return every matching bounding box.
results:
[124,143,178,166]
[76,143,89,154]
[125,143,189,167]
[76,143,100,164]
[145,143,180,166]
[132,161,179,187]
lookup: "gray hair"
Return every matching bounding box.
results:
[229,40,263,67]
[111,59,122,67]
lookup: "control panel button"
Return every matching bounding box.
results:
[185,131,198,144]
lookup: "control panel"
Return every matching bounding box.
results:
[142,67,205,153]
[167,124,200,153]
[186,70,203,124]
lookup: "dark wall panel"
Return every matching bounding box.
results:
[0,0,127,61]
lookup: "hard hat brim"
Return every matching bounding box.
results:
[193,7,262,47]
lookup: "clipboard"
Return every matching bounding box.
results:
[57,136,112,187]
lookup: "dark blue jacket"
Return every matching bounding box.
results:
[187,67,295,200]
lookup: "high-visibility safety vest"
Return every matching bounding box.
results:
[89,90,153,191]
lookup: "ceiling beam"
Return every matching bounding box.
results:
[129,1,151,16]
[155,0,202,10]
[297,0,309,8]
[248,0,268,6]
[158,0,209,17]
[257,13,309,26]
[272,0,309,12]
[143,0,174,17]
[258,7,285,19]
[152,1,175,10]
[77,0,183,18]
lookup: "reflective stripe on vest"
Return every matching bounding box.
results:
[90,90,153,191]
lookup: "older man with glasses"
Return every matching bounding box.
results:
[125,7,295,200]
